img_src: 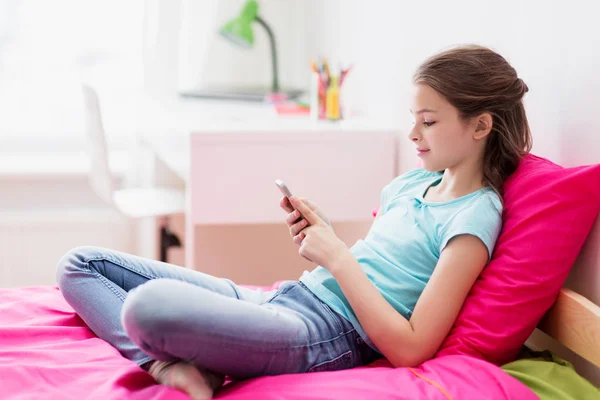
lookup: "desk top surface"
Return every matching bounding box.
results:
[137,94,400,182]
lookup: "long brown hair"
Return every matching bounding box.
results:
[413,44,532,195]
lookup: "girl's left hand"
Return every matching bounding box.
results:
[289,196,350,269]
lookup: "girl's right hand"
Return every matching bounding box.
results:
[279,196,332,245]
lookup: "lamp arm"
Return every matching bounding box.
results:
[255,16,279,92]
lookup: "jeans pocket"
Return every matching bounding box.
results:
[308,350,354,373]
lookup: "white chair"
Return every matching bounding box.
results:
[81,84,185,262]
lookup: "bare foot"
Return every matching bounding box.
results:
[148,360,224,400]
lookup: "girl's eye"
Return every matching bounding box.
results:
[423,121,436,127]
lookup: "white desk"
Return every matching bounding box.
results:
[142,118,401,182]
[137,96,400,268]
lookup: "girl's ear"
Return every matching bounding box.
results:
[473,113,493,140]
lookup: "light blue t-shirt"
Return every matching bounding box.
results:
[299,168,503,352]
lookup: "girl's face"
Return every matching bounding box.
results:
[409,83,486,172]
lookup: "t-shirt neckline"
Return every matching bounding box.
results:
[416,176,489,207]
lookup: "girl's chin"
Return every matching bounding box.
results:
[421,163,437,171]
[421,162,445,173]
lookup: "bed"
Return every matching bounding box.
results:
[2,156,600,399]
[0,225,598,400]
[0,286,536,400]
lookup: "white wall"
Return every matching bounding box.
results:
[554,4,600,167]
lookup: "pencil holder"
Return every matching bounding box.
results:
[325,76,341,121]
[310,72,342,121]
[310,61,350,121]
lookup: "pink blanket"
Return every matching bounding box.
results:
[0,286,536,400]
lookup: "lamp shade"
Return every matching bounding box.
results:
[219,0,258,48]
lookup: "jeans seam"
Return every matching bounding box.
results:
[83,256,161,281]
[91,269,127,302]
[81,254,163,303]
[307,328,355,348]
[78,258,128,302]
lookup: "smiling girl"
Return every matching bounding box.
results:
[56,44,531,399]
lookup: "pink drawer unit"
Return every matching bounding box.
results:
[188,130,399,225]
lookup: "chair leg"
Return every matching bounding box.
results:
[159,223,181,263]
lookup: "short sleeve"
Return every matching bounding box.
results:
[439,193,503,260]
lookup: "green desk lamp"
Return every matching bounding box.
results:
[220,0,280,94]
[180,0,302,102]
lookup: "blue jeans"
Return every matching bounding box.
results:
[55,246,381,380]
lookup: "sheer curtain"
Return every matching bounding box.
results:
[0,0,144,152]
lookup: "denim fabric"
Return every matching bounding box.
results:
[56,246,381,380]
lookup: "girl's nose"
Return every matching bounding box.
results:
[408,126,420,142]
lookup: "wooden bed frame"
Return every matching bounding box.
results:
[538,288,600,367]
[537,217,600,368]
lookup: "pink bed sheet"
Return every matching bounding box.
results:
[0,285,537,400]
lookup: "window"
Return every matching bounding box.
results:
[0,0,144,152]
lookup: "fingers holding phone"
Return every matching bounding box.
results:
[276,179,332,230]
[289,211,308,236]
[279,196,294,214]
[276,179,301,217]
[276,180,308,245]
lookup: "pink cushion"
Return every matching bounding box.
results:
[435,154,600,364]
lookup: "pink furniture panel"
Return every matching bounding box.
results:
[189,131,398,225]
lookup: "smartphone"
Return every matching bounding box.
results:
[275,179,293,198]
[275,179,309,226]
[275,179,303,217]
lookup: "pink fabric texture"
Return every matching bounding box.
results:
[436,154,600,364]
[0,285,536,399]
